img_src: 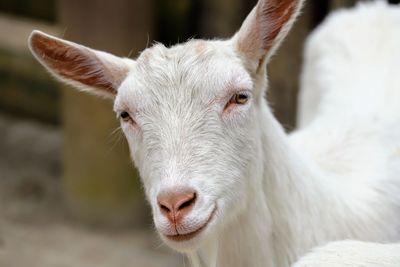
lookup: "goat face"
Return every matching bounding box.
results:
[114,40,262,251]
[29,0,303,253]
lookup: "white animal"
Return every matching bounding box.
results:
[293,240,400,267]
[292,1,400,266]
[28,0,400,266]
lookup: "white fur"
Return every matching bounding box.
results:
[298,1,400,128]
[28,1,400,267]
[291,2,400,266]
[293,241,400,267]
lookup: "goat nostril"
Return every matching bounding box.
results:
[177,193,196,211]
[159,203,171,213]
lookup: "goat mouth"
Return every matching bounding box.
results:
[165,207,217,242]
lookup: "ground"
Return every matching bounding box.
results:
[0,112,183,267]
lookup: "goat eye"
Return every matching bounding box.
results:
[224,92,250,113]
[231,93,249,105]
[120,111,131,122]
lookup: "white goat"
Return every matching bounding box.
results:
[293,240,400,267]
[292,1,400,266]
[28,0,400,266]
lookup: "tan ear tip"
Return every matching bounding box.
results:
[28,30,54,54]
[29,30,43,43]
[29,30,43,52]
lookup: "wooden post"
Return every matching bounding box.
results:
[59,0,152,226]
[267,1,313,129]
[330,0,357,9]
[200,0,243,38]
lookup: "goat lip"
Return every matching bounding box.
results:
[165,207,217,242]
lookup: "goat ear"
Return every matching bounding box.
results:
[29,30,130,98]
[234,0,303,72]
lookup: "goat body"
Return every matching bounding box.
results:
[28,1,400,266]
[293,241,400,267]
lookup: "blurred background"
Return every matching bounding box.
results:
[0,0,399,266]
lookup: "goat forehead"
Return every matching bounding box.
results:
[116,40,251,115]
[135,40,246,92]
[138,40,214,65]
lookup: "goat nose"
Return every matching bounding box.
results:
[157,190,196,224]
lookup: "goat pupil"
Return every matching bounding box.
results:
[236,94,248,104]
[121,112,130,120]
